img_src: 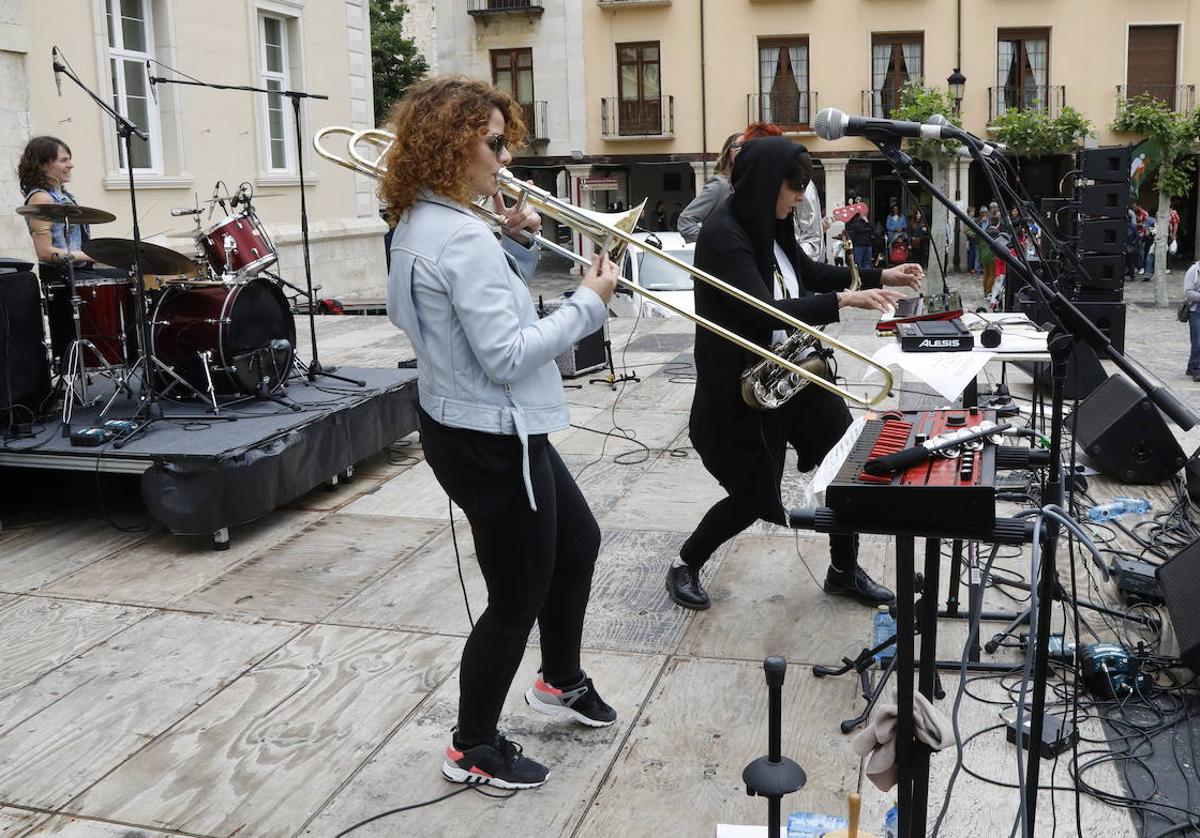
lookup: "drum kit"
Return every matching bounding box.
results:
[15,186,299,434]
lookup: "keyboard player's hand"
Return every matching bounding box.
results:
[881,262,924,291]
[838,288,905,313]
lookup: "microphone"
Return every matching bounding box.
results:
[814,108,960,142]
[863,421,1012,476]
[170,207,202,217]
[146,61,157,106]
[52,46,63,97]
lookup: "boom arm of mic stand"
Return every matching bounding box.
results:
[872,136,1199,431]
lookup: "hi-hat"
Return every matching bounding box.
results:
[16,204,116,225]
[82,237,199,276]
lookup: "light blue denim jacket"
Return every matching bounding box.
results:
[387,190,606,508]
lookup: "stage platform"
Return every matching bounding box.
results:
[0,367,418,538]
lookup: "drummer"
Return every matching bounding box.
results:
[17,136,121,282]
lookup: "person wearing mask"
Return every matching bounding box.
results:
[382,77,621,790]
[666,138,923,611]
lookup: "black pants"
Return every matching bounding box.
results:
[419,408,601,745]
[682,384,858,576]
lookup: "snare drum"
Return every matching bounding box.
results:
[198,209,277,277]
[45,276,137,368]
[151,277,295,396]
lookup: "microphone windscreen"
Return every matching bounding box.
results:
[813,108,843,141]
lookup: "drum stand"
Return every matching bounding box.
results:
[56,246,119,434]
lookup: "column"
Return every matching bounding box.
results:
[566,164,592,274]
[951,156,971,270]
[822,158,849,261]
[690,160,709,197]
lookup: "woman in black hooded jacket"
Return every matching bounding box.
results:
[666,138,923,610]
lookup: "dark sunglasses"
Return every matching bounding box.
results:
[485,133,507,155]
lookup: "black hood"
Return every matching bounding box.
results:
[729,137,805,283]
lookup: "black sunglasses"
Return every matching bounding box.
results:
[485,133,507,155]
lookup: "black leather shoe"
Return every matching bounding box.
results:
[666,564,710,610]
[823,566,895,606]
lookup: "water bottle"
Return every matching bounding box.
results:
[873,604,897,664]
[1087,501,1125,523]
[786,812,848,836]
[1113,495,1151,514]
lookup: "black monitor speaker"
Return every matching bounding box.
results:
[1155,536,1200,675]
[1071,374,1185,484]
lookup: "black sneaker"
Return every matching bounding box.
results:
[666,563,710,610]
[442,734,550,789]
[525,674,617,727]
[823,566,895,606]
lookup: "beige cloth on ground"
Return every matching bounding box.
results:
[852,688,956,791]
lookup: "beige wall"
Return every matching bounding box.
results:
[582,0,1200,158]
[8,0,385,301]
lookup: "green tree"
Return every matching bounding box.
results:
[1111,95,1200,306]
[888,83,963,285]
[370,0,428,126]
[990,106,1094,155]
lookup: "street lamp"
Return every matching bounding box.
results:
[947,69,967,114]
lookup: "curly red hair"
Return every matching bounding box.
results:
[740,121,784,142]
[379,77,526,223]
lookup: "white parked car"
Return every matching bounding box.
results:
[610,231,696,319]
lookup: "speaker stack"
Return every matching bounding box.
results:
[0,258,52,427]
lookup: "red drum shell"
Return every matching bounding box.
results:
[45,278,136,368]
[199,210,277,277]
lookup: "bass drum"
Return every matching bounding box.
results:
[151,278,296,396]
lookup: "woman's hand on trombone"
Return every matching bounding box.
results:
[580,252,619,305]
[493,192,541,244]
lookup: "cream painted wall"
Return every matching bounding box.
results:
[582,0,1200,158]
[10,0,386,301]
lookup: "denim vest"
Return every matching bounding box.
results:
[387,191,606,508]
[24,187,84,252]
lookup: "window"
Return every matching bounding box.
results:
[870,33,922,118]
[259,14,294,172]
[1127,25,1180,107]
[616,42,662,134]
[997,28,1050,114]
[105,0,162,172]
[758,38,808,126]
[491,48,534,111]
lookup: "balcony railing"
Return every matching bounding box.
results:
[524,100,549,144]
[746,91,816,130]
[596,0,672,7]
[466,0,544,17]
[601,96,674,138]
[988,85,1065,122]
[1115,84,1196,114]
[862,88,905,119]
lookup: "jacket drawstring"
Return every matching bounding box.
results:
[508,405,536,510]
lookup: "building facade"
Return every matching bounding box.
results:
[434,0,1199,264]
[1,0,385,301]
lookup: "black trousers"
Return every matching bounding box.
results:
[682,384,858,575]
[418,408,601,745]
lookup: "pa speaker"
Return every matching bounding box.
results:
[1016,338,1108,400]
[538,299,607,378]
[0,260,51,422]
[1076,254,1124,291]
[1079,147,1131,184]
[1072,374,1185,484]
[1076,183,1129,219]
[1155,537,1200,674]
[1077,218,1126,255]
[1018,292,1126,353]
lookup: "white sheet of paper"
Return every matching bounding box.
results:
[804,416,866,507]
[868,342,995,401]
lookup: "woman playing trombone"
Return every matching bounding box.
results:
[666,137,923,611]
[382,77,619,790]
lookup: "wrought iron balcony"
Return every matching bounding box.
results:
[988,85,1065,122]
[746,91,816,130]
[596,0,672,8]
[466,0,544,18]
[601,96,674,139]
[862,88,905,119]
[1115,84,1196,114]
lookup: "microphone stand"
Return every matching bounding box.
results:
[147,71,365,387]
[866,129,1198,837]
[51,48,225,450]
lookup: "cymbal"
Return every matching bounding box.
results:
[82,237,199,276]
[16,203,116,225]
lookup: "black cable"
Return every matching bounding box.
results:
[448,498,473,630]
[331,784,517,838]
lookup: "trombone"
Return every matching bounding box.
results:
[313,126,894,406]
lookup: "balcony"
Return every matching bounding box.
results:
[525,100,549,145]
[988,84,1065,122]
[1115,84,1196,114]
[601,96,674,139]
[466,0,544,18]
[746,91,817,131]
[862,88,904,119]
[596,0,672,7]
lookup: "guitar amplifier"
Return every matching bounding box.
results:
[538,298,608,378]
[0,259,51,422]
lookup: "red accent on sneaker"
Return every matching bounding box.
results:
[535,678,563,697]
[468,766,494,778]
[447,747,464,761]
